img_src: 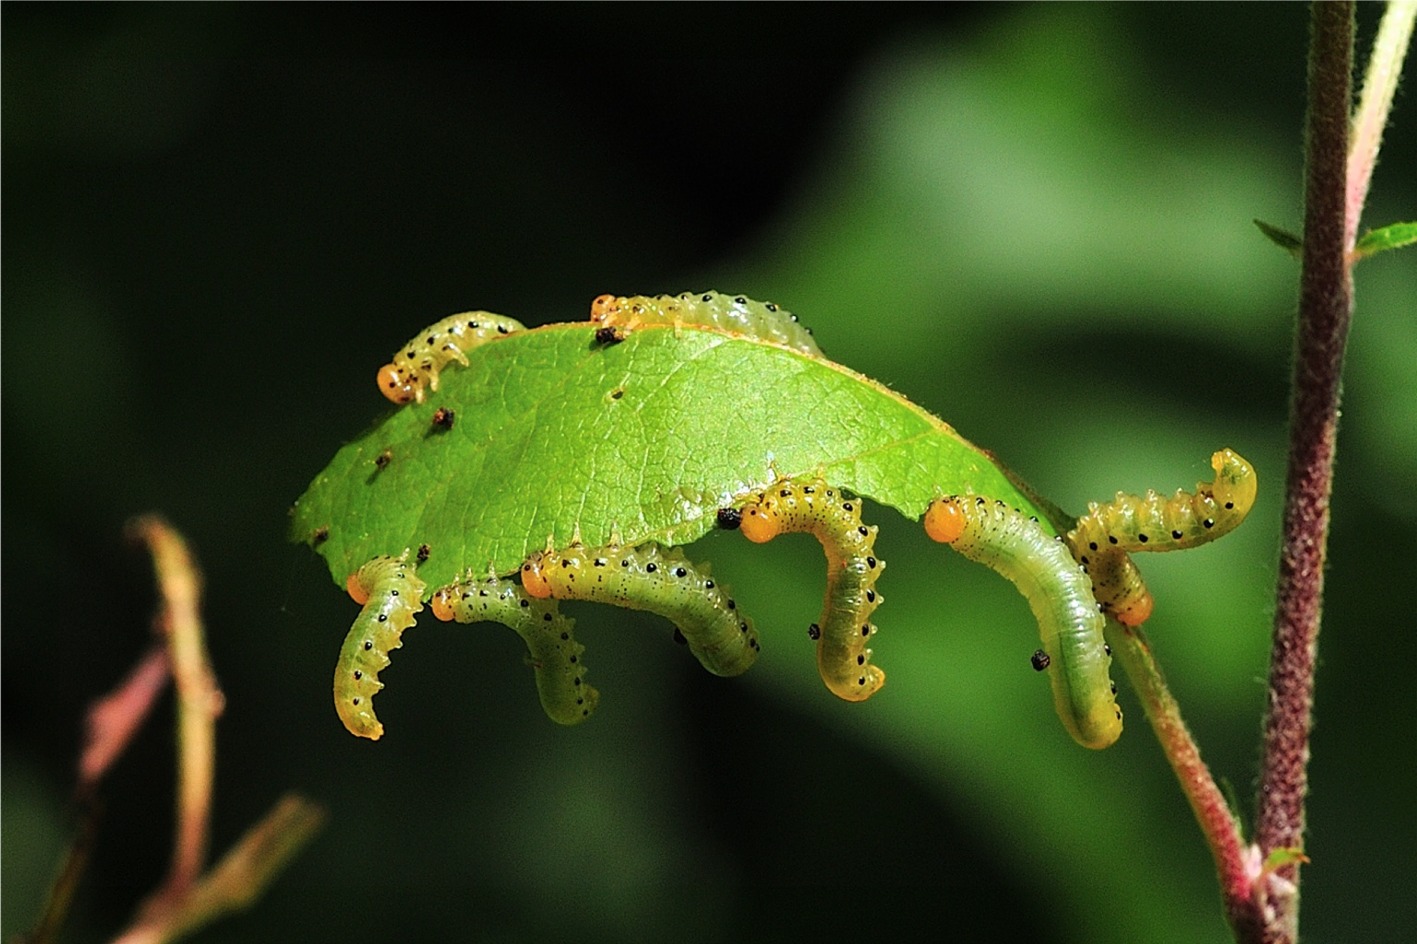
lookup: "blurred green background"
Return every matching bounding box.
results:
[4,5,1414,943]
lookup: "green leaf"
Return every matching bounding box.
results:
[1354,220,1417,258]
[1253,218,1303,258]
[290,323,1056,593]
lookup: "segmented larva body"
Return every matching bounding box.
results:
[588,290,823,357]
[736,479,885,703]
[431,575,598,726]
[377,311,525,404]
[924,496,1122,750]
[520,541,760,677]
[335,554,427,740]
[1065,449,1256,627]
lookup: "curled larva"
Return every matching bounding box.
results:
[377,311,525,404]
[1065,449,1257,626]
[431,575,598,726]
[588,290,823,357]
[924,496,1121,750]
[520,541,760,677]
[735,479,885,703]
[335,553,427,740]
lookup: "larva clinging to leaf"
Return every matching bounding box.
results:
[334,553,427,740]
[734,479,886,703]
[377,311,525,404]
[431,575,598,726]
[520,541,760,678]
[589,290,823,357]
[925,496,1122,750]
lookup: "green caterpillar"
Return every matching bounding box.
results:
[334,553,427,740]
[589,290,822,357]
[925,496,1121,750]
[519,541,760,677]
[377,311,525,404]
[430,574,598,726]
[1066,448,1257,626]
[733,479,886,703]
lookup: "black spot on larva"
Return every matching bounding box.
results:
[646,562,658,574]
[1137,533,1150,544]
[1107,535,1119,545]
[363,640,374,651]
[808,623,822,640]
[1204,518,1216,528]
[1110,681,1118,695]
[860,623,871,636]
[856,654,865,665]
[353,670,363,680]
[866,589,876,602]
[1089,541,1099,551]
[1030,650,1051,671]
[705,579,715,589]
[417,543,431,563]
[377,614,388,622]
[673,566,688,578]
[352,696,362,706]
[1224,501,1235,510]
[716,507,742,530]
[1104,643,1112,656]
[1171,530,1184,540]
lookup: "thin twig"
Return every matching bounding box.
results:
[1345,0,1417,252]
[126,515,225,894]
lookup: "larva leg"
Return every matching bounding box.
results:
[520,541,760,677]
[1066,448,1256,625]
[735,479,886,703]
[925,496,1122,750]
[377,311,525,405]
[335,554,427,740]
[431,576,598,726]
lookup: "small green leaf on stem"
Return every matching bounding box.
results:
[1253,219,1304,258]
[1353,220,1417,258]
[1260,846,1311,878]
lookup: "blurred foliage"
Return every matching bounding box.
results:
[3,5,1413,944]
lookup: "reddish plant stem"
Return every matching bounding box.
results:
[1105,624,1254,931]
[1252,4,1354,942]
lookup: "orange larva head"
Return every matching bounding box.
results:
[1113,591,1154,628]
[430,588,457,622]
[738,505,780,544]
[923,498,967,544]
[589,294,621,323]
[377,363,417,404]
[346,571,372,605]
[520,556,552,599]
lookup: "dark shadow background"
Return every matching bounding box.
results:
[4,5,1413,943]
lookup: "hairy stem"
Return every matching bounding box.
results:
[1250,4,1355,942]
